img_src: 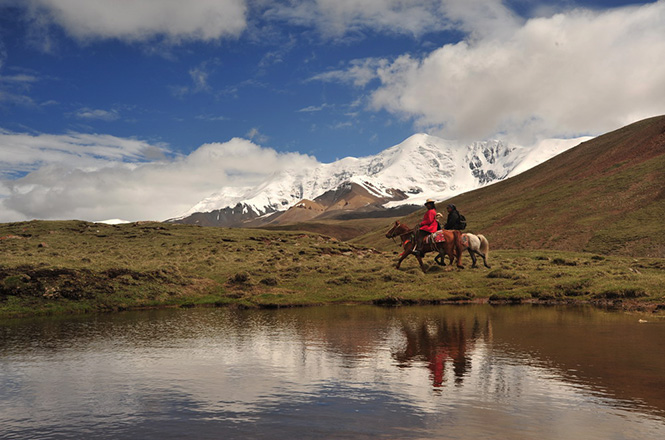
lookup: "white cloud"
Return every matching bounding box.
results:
[262,0,452,38]
[245,128,269,144]
[170,60,219,97]
[365,1,665,143]
[22,0,248,43]
[75,108,120,121]
[0,51,41,106]
[189,66,211,92]
[297,103,330,113]
[0,131,317,222]
[0,73,39,84]
[440,0,522,40]
[196,114,228,122]
[310,58,388,87]
[0,131,163,177]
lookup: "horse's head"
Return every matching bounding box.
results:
[386,221,409,238]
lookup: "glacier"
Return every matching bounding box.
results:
[176,133,592,221]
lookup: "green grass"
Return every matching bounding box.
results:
[1,220,664,318]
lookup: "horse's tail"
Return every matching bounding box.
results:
[478,234,489,258]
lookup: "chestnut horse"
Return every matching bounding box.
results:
[385,221,464,273]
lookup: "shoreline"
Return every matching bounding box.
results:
[2,293,664,321]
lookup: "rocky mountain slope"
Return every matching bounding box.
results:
[170,133,587,227]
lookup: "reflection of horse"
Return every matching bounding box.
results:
[435,233,491,268]
[385,221,464,273]
[392,314,488,388]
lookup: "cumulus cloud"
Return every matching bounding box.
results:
[20,0,248,43]
[0,131,164,177]
[365,1,665,142]
[0,131,318,222]
[440,0,522,40]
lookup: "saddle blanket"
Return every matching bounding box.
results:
[430,231,447,243]
[428,231,467,246]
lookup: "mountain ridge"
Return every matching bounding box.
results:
[354,115,665,257]
[170,133,588,227]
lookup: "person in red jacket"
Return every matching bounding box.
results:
[413,198,438,257]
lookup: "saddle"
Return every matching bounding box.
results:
[429,231,447,244]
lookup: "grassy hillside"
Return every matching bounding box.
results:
[259,216,405,241]
[1,220,664,318]
[354,116,665,257]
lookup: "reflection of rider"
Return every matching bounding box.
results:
[394,317,477,389]
[413,199,438,257]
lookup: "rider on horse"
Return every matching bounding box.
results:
[413,198,438,257]
[444,204,464,230]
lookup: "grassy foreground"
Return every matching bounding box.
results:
[1,220,664,319]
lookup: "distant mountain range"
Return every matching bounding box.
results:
[354,115,665,258]
[169,133,589,227]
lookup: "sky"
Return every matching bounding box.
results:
[0,0,664,222]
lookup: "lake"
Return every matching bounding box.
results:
[1,305,664,439]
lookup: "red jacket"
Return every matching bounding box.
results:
[419,208,438,233]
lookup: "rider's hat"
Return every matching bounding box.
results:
[425,198,436,205]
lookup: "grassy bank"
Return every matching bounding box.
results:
[1,220,664,318]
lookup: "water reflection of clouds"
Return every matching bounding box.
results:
[1,307,665,439]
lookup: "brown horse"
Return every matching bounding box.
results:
[433,214,490,268]
[434,232,491,268]
[385,221,464,273]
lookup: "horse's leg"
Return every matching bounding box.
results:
[432,243,446,266]
[396,241,413,269]
[468,249,478,268]
[396,254,405,269]
[468,248,490,268]
[396,250,409,269]
[443,241,461,269]
[416,254,427,273]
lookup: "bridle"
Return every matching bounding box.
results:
[386,221,414,247]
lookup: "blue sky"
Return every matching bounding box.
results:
[0,0,663,222]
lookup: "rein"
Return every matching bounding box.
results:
[388,223,414,248]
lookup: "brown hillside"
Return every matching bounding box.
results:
[266,182,409,227]
[356,115,665,257]
[269,199,326,224]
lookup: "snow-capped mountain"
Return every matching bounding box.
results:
[171,133,590,226]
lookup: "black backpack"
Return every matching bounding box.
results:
[458,213,467,230]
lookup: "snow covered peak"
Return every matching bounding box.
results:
[177,134,590,220]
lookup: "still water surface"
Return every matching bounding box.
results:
[1,305,664,439]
